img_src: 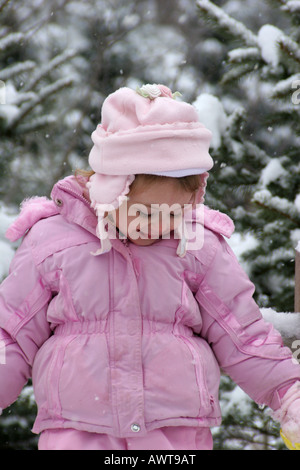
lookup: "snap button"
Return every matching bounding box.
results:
[55,198,63,207]
[131,423,140,433]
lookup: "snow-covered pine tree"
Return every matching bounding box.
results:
[196,0,300,313]
[0,0,77,206]
[0,0,77,450]
[195,0,300,450]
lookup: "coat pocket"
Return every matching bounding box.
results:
[32,335,74,418]
[58,334,112,426]
[143,332,205,421]
[177,334,212,413]
[173,315,219,417]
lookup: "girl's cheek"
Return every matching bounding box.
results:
[149,215,176,237]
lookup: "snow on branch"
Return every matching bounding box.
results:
[197,2,300,70]
[23,49,77,92]
[221,63,257,85]
[223,47,261,82]
[251,246,295,270]
[0,32,25,52]
[196,0,258,47]
[242,142,271,166]
[278,33,300,64]
[261,308,300,349]
[282,1,300,13]
[228,47,260,64]
[270,72,300,99]
[16,114,57,134]
[257,24,284,68]
[253,189,300,225]
[0,61,36,81]
[9,77,73,129]
[9,90,36,106]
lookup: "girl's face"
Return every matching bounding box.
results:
[112,178,195,246]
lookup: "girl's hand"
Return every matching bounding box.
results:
[273,382,300,447]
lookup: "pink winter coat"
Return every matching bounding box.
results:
[1,175,300,438]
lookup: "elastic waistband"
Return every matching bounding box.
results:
[54,321,106,335]
[53,319,193,336]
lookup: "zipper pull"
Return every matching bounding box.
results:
[121,238,129,247]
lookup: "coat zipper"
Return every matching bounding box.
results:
[56,181,91,208]
[121,239,141,278]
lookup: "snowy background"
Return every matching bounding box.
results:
[0,0,300,450]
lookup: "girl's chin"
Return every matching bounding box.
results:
[128,231,174,246]
[128,236,160,246]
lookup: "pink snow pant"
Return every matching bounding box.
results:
[38,426,213,450]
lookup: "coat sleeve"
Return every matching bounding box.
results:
[195,232,300,411]
[0,231,52,411]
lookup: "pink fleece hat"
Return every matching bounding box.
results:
[87,84,214,255]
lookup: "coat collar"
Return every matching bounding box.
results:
[51,176,134,261]
[51,175,98,237]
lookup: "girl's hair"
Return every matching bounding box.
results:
[75,169,202,195]
[75,169,95,180]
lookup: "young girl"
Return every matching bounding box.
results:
[1,84,300,451]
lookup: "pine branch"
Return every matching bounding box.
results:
[267,0,290,7]
[9,90,36,106]
[249,247,295,272]
[21,0,69,40]
[0,0,10,14]
[23,49,77,92]
[242,142,271,167]
[226,106,246,135]
[253,189,300,226]
[271,72,300,99]
[0,61,35,81]
[8,77,73,129]
[228,47,261,64]
[16,114,57,134]
[196,0,258,47]
[221,62,259,85]
[222,47,262,83]
[0,32,25,52]
[278,34,300,65]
